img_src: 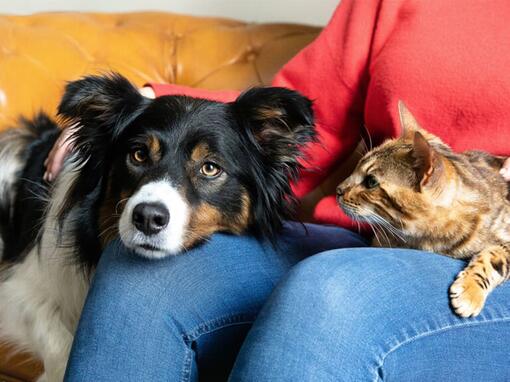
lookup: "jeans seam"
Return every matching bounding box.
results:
[178,312,257,382]
[375,316,510,382]
[182,312,257,344]
[181,346,194,382]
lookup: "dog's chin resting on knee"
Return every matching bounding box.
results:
[0,73,315,381]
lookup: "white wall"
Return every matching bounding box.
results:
[1,0,339,26]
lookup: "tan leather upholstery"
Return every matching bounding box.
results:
[0,12,319,130]
[0,11,320,381]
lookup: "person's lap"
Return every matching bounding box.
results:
[231,248,510,381]
[64,223,510,381]
[64,222,366,381]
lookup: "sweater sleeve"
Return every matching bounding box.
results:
[273,0,382,199]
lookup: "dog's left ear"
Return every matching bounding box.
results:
[231,87,316,241]
[233,87,315,167]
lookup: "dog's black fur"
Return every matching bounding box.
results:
[3,73,315,270]
[1,115,60,262]
[0,73,315,380]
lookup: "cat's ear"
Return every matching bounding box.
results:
[411,131,443,188]
[399,101,422,140]
[398,101,443,144]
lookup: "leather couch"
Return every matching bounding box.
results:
[0,11,319,382]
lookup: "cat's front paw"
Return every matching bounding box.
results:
[449,271,488,317]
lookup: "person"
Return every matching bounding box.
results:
[46,0,510,380]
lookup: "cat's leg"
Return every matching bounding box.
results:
[450,244,510,317]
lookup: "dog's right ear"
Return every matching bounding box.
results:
[58,73,147,141]
[56,74,148,256]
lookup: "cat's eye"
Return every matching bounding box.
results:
[200,162,222,178]
[130,147,149,164]
[363,174,379,189]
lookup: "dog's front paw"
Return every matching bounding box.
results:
[449,271,488,317]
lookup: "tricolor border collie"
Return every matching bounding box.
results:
[0,73,315,381]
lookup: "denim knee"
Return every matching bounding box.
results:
[276,248,413,320]
[90,234,291,320]
[68,234,293,381]
[232,248,510,381]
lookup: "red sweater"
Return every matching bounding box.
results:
[149,0,510,229]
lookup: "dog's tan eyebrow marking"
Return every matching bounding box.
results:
[255,106,284,120]
[191,142,210,161]
[147,135,162,161]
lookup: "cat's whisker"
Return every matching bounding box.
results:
[362,124,374,151]
[373,221,392,247]
[357,206,407,243]
[376,218,406,243]
[369,222,382,246]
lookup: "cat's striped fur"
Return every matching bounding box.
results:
[336,102,510,317]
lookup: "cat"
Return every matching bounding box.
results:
[336,101,510,317]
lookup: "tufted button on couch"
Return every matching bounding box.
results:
[0,11,320,381]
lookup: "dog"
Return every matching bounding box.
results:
[0,73,315,381]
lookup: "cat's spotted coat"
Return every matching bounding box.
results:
[336,102,510,317]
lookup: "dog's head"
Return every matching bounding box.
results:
[57,73,314,262]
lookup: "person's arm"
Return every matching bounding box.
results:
[271,0,382,226]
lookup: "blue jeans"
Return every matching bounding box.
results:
[65,223,510,381]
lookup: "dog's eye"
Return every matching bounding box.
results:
[200,162,222,178]
[130,148,149,164]
[363,174,379,189]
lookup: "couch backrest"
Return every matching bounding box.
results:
[0,12,319,129]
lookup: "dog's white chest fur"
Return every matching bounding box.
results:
[0,162,89,381]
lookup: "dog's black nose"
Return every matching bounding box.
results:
[132,202,169,235]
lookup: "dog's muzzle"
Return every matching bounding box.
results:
[119,180,190,259]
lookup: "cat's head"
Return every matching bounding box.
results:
[336,101,452,234]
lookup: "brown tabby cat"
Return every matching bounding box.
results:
[336,101,510,317]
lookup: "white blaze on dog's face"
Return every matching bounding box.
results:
[118,180,190,259]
